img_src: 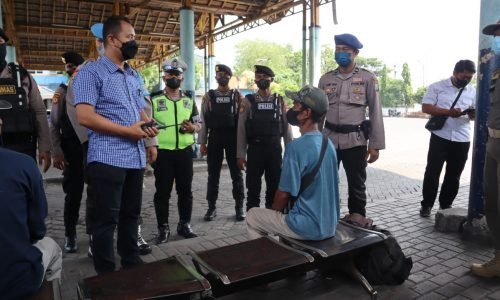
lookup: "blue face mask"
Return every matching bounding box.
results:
[335,52,352,67]
[493,36,500,54]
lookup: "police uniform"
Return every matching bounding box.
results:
[318,34,385,217]
[198,64,245,221]
[50,51,86,251]
[0,63,50,159]
[237,65,292,210]
[152,58,201,241]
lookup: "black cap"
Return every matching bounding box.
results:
[215,64,232,76]
[334,33,363,50]
[0,28,9,42]
[483,20,500,35]
[61,51,85,66]
[254,65,274,77]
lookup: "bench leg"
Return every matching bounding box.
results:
[343,261,377,300]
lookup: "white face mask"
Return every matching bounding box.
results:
[97,44,105,57]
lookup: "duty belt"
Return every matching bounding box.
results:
[488,127,500,139]
[324,121,362,133]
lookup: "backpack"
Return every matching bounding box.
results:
[354,228,413,285]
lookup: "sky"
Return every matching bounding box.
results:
[203,0,482,89]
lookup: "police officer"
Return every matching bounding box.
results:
[199,64,245,221]
[50,51,85,253]
[0,28,51,171]
[237,65,292,210]
[151,58,201,243]
[318,33,385,224]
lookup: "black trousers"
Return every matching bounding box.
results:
[83,142,96,235]
[86,162,144,274]
[246,142,282,210]
[337,146,368,216]
[153,147,194,226]
[206,130,244,209]
[61,136,85,237]
[422,133,470,209]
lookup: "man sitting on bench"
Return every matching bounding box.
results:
[0,106,63,299]
[246,86,340,240]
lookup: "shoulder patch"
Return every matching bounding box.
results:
[239,102,246,113]
[52,92,61,104]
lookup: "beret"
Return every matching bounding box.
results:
[61,51,85,66]
[334,33,363,50]
[483,20,500,35]
[215,64,232,76]
[254,65,274,77]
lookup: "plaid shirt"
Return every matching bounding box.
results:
[73,56,147,169]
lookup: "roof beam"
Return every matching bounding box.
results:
[2,0,23,64]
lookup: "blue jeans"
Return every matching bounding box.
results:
[86,162,144,274]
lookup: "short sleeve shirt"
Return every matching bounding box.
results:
[73,56,147,169]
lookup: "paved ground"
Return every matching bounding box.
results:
[42,117,500,299]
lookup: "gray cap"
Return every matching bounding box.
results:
[286,85,328,115]
[162,58,188,73]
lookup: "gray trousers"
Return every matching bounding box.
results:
[485,138,500,250]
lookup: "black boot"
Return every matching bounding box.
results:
[204,207,217,221]
[156,224,170,245]
[235,198,246,221]
[64,235,78,253]
[177,222,197,239]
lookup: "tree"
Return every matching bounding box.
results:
[411,86,427,104]
[139,62,161,93]
[383,78,405,107]
[401,63,413,106]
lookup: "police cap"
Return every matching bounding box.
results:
[254,65,274,77]
[334,33,363,50]
[0,28,9,42]
[162,58,188,73]
[483,20,500,35]
[61,51,85,66]
[286,85,328,116]
[215,64,232,76]
[91,23,104,40]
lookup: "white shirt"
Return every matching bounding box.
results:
[422,78,476,142]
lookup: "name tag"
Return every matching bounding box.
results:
[257,102,274,110]
[216,96,231,104]
[0,85,16,94]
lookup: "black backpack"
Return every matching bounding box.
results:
[355,228,413,285]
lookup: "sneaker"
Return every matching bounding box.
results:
[64,236,78,253]
[137,225,152,255]
[177,223,198,239]
[420,206,431,217]
[204,208,217,221]
[471,250,500,278]
[87,235,93,258]
[156,225,170,245]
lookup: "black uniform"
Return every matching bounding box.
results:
[199,89,244,213]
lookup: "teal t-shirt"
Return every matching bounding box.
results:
[283,131,340,240]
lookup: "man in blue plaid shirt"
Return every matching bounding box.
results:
[73,16,158,274]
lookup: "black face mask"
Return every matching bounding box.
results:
[166,77,181,89]
[256,79,271,90]
[286,108,301,126]
[455,78,469,88]
[217,77,230,87]
[0,44,6,63]
[119,40,138,60]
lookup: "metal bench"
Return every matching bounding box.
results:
[77,256,211,300]
[278,220,387,300]
[189,236,314,297]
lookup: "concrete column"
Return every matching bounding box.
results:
[308,0,321,86]
[180,7,195,97]
[302,2,307,87]
[208,14,216,90]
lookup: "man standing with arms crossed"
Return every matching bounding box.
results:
[73,16,157,274]
[318,34,385,225]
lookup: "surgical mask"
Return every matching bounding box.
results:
[165,77,181,89]
[335,52,352,67]
[97,44,105,57]
[286,108,301,126]
[455,78,469,88]
[256,79,271,90]
[493,36,500,54]
[118,40,138,60]
[0,44,6,63]
[217,77,230,87]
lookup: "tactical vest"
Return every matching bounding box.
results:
[0,63,36,158]
[205,89,238,130]
[245,93,282,144]
[58,84,77,139]
[151,92,195,150]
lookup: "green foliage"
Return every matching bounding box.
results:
[401,63,413,106]
[411,86,427,104]
[139,63,161,93]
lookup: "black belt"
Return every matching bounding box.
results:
[324,121,362,133]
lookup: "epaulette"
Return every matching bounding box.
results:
[59,83,68,90]
[8,62,29,80]
[359,67,375,75]
[183,90,193,98]
[150,90,163,98]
